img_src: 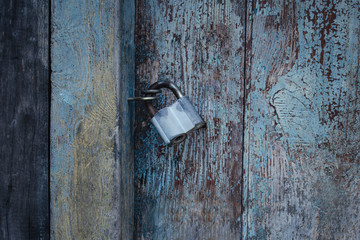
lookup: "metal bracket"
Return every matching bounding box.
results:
[128,89,162,101]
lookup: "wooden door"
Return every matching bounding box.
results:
[1,0,359,239]
[134,0,360,239]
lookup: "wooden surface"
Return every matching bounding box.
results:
[50,0,134,239]
[135,0,360,239]
[0,1,49,239]
[1,0,359,239]
[134,0,246,239]
[243,0,360,239]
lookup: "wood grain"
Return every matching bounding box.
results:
[134,1,246,239]
[50,0,134,239]
[0,0,49,239]
[243,0,360,239]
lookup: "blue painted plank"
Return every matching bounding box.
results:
[50,0,134,238]
[134,0,246,239]
[243,0,360,239]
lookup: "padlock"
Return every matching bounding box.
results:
[145,81,206,145]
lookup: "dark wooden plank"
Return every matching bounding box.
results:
[134,1,246,239]
[50,0,134,239]
[243,0,360,239]
[0,0,49,239]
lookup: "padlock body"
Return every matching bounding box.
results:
[151,96,205,145]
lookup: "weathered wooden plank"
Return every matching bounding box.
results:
[243,0,360,239]
[0,1,49,239]
[134,1,246,239]
[50,0,134,239]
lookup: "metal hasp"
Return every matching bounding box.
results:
[146,81,206,145]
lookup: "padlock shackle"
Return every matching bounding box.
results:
[149,81,184,98]
[145,81,184,117]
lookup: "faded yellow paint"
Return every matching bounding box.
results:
[70,68,117,239]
